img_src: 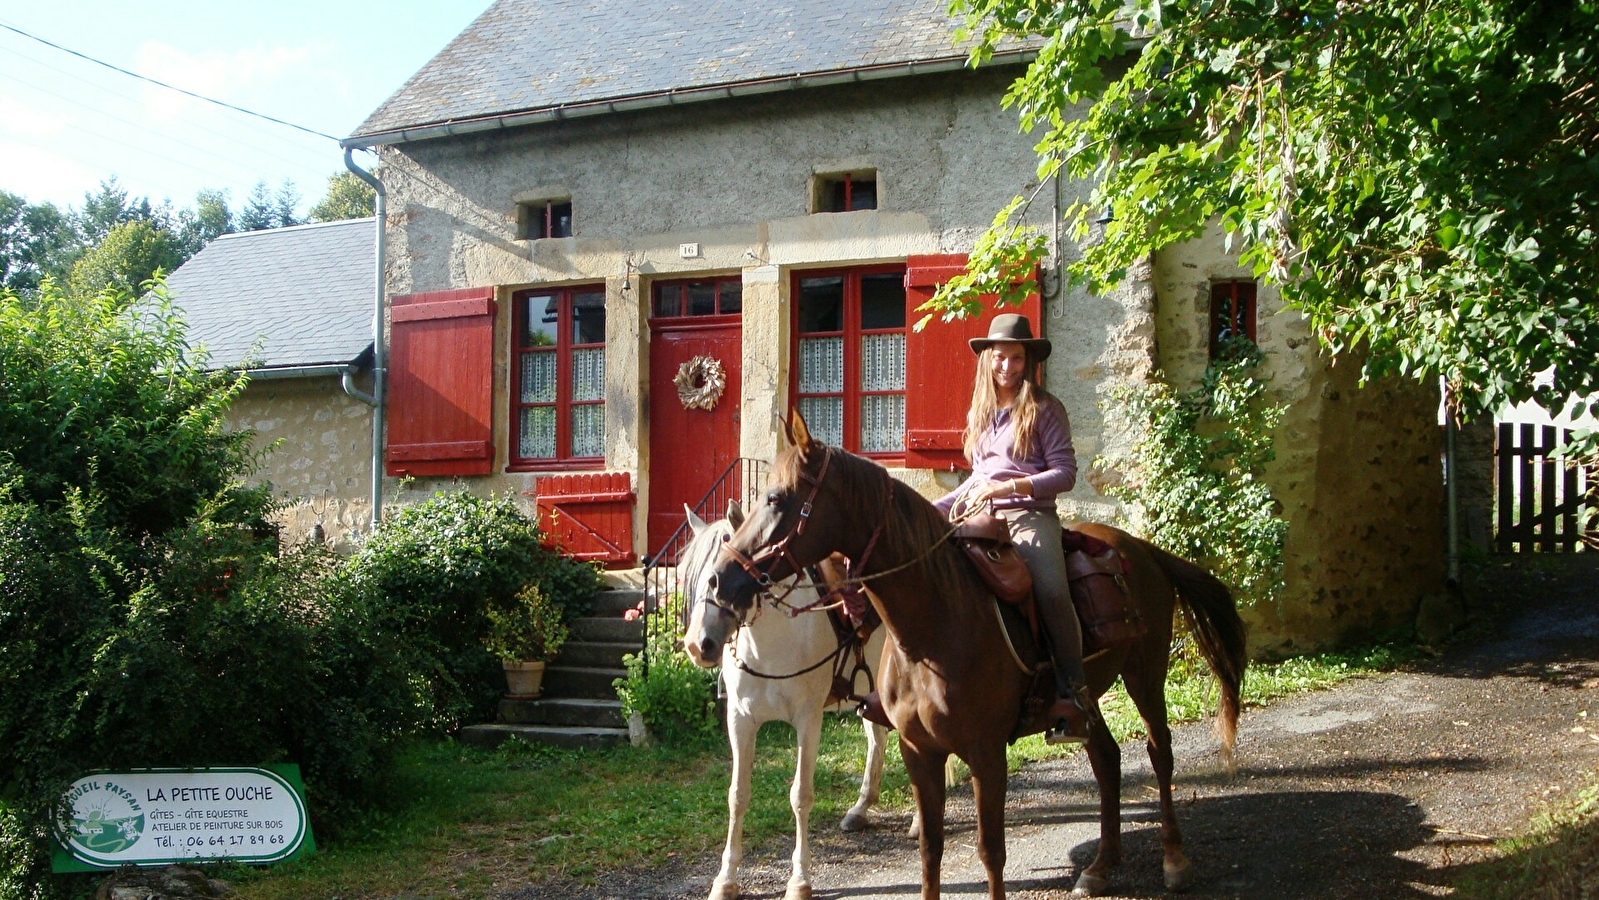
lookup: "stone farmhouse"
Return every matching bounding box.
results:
[308,0,1442,653]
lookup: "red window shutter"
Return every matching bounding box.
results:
[532,472,636,567]
[902,254,1042,470]
[386,288,496,476]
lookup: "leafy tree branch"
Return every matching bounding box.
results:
[931,0,1598,433]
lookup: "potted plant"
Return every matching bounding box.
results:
[484,584,569,698]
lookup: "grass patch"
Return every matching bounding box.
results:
[231,638,1415,899]
[1452,779,1599,899]
[229,719,907,900]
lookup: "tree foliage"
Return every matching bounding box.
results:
[309,171,377,222]
[0,179,242,300]
[934,0,1598,426]
[0,193,73,296]
[239,179,303,232]
[66,220,184,298]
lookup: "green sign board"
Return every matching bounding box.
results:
[51,764,314,872]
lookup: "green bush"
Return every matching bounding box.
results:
[1100,339,1288,608]
[0,282,413,898]
[337,491,603,730]
[615,593,720,745]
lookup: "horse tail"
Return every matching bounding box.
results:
[1146,542,1247,770]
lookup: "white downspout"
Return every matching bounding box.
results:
[344,148,387,531]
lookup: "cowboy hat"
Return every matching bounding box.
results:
[969,313,1051,361]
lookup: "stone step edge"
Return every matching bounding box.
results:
[543,665,629,676]
[465,723,629,737]
[505,697,623,708]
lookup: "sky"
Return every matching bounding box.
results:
[0,2,487,217]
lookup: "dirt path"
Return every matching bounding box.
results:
[532,556,1599,900]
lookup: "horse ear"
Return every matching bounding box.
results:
[789,408,815,456]
[684,504,709,536]
[725,499,744,528]
[779,410,797,448]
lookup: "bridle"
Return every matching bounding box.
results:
[714,445,837,617]
[708,443,968,625]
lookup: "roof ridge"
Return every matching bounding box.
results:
[212,217,376,242]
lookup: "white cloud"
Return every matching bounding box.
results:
[133,40,317,123]
[0,95,72,138]
[0,139,100,205]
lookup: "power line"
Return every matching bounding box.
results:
[0,20,341,143]
[0,70,331,184]
[0,41,335,164]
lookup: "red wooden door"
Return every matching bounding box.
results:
[647,317,742,553]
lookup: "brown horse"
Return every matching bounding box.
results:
[704,412,1247,899]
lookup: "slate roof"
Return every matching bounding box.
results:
[352,0,1014,142]
[164,218,375,371]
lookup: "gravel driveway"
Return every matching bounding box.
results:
[530,555,1599,900]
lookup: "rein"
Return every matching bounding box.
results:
[719,445,974,616]
[726,567,878,704]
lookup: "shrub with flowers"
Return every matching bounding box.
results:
[614,592,720,745]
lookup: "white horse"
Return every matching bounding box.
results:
[680,502,893,900]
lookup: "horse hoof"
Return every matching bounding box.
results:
[784,883,812,900]
[709,881,739,900]
[1072,872,1109,896]
[907,817,922,840]
[1164,857,1194,892]
[840,810,869,832]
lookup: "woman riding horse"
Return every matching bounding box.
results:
[934,313,1096,744]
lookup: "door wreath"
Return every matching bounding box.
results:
[674,355,726,411]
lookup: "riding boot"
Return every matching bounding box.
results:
[1044,672,1092,745]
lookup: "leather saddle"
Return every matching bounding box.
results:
[856,517,1148,738]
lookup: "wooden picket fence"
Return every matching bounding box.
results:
[1496,423,1598,552]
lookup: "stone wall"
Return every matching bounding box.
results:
[1152,229,1445,654]
[372,66,1126,538]
[227,376,375,551]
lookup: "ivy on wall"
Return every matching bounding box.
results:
[1100,340,1288,609]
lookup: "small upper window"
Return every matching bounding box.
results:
[518,199,573,240]
[1209,280,1257,358]
[813,171,877,213]
[651,277,743,319]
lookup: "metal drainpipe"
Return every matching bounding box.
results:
[344,148,387,532]
[1443,378,1460,586]
[1043,164,1063,313]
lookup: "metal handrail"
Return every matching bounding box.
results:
[639,457,769,672]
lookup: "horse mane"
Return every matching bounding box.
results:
[773,443,981,598]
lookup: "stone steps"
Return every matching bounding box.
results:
[471,586,645,749]
[558,640,635,668]
[497,697,626,728]
[570,616,644,643]
[542,665,628,700]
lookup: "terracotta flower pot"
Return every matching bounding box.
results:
[502,659,546,698]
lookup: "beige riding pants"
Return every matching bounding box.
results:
[998,507,1086,686]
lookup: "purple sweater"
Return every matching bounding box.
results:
[934,399,1077,515]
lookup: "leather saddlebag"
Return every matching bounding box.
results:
[955,513,1033,605]
[1066,549,1145,653]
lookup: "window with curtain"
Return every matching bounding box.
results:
[791,266,906,455]
[511,285,606,467]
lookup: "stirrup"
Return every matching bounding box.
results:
[1043,695,1090,745]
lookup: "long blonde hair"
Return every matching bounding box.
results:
[962,346,1054,462]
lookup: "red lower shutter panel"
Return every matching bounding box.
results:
[532,472,637,567]
[903,255,1042,470]
[386,288,497,476]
